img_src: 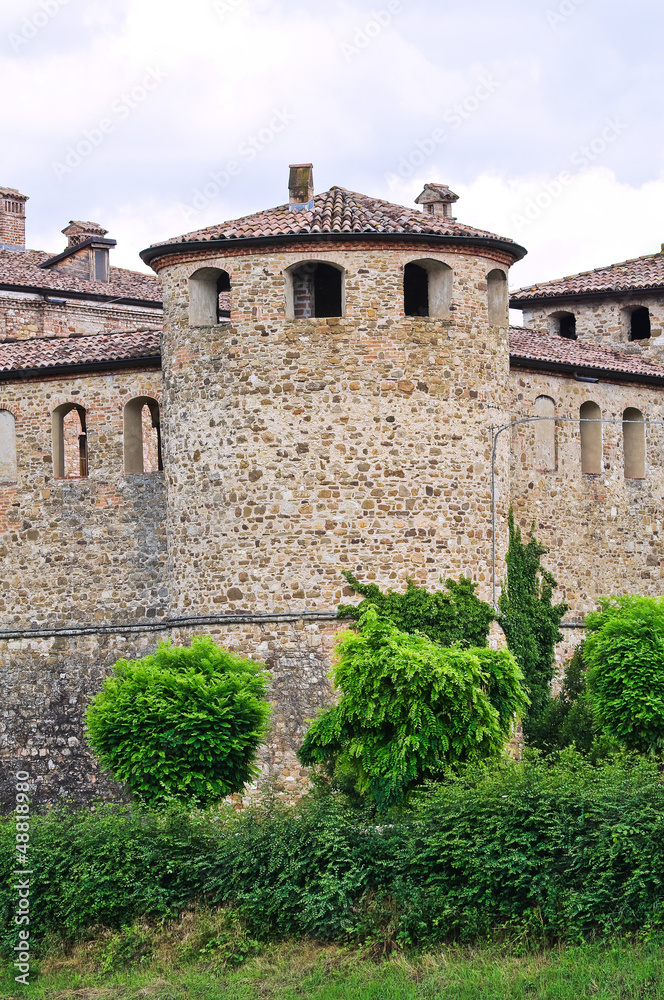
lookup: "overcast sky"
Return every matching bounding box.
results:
[2,0,663,307]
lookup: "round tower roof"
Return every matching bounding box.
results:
[141,186,526,267]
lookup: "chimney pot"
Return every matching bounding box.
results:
[288,163,314,212]
[414,183,459,220]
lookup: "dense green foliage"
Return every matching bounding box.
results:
[298,609,527,809]
[338,572,495,649]
[3,753,664,955]
[585,595,664,753]
[499,509,568,736]
[85,637,271,807]
[526,647,598,755]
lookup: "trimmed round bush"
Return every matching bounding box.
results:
[85,637,271,806]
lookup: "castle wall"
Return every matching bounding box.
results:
[521,292,664,351]
[0,369,167,629]
[0,290,161,342]
[158,243,514,616]
[508,368,664,620]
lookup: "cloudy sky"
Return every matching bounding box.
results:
[2,0,662,308]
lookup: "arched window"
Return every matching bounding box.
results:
[552,311,577,340]
[534,396,556,471]
[189,267,231,326]
[52,403,88,479]
[124,397,162,475]
[285,262,343,318]
[0,410,17,482]
[403,259,453,318]
[580,401,602,475]
[487,269,508,326]
[623,407,645,479]
[630,307,651,341]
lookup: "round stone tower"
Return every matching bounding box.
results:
[142,166,526,622]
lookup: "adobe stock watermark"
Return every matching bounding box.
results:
[51,67,167,180]
[341,1,403,62]
[8,0,73,53]
[511,116,627,233]
[13,771,32,987]
[385,73,500,183]
[179,108,295,223]
[546,0,588,29]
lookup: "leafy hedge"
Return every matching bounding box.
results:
[3,752,664,952]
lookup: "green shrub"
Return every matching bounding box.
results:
[585,595,664,753]
[499,509,568,737]
[3,753,664,952]
[338,573,495,648]
[298,608,528,809]
[85,637,271,807]
[526,647,598,755]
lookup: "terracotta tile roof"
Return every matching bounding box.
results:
[0,328,160,376]
[155,186,519,248]
[0,247,162,304]
[511,251,664,302]
[509,326,664,380]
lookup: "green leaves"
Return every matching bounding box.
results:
[299,608,528,809]
[338,573,496,649]
[585,595,664,753]
[499,509,568,737]
[85,637,272,807]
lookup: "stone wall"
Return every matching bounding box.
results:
[0,290,162,342]
[0,368,167,629]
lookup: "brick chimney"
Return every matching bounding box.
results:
[0,187,29,248]
[415,183,459,220]
[288,163,314,212]
[39,220,116,282]
[62,220,109,247]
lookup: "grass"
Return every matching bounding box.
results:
[2,910,664,999]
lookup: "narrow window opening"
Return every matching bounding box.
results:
[124,397,163,475]
[487,269,508,326]
[93,248,109,282]
[189,267,231,326]
[534,396,556,471]
[288,262,343,318]
[580,401,602,475]
[52,403,88,479]
[558,313,577,340]
[404,263,429,316]
[623,407,645,479]
[630,307,651,341]
[0,410,17,482]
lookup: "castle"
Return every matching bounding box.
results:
[2,165,664,807]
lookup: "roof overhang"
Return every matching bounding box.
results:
[141,230,527,268]
[0,354,161,382]
[0,282,162,309]
[509,353,664,387]
[510,285,664,309]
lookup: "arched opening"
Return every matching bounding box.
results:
[623,407,645,479]
[552,311,577,340]
[52,403,88,479]
[534,396,556,471]
[124,397,162,475]
[286,262,343,318]
[0,410,17,482]
[487,269,508,326]
[630,307,651,341]
[403,259,453,318]
[189,267,231,326]
[580,401,602,475]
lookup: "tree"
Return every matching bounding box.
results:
[338,573,495,649]
[499,509,568,737]
[526,646,598,755]
[298,608,528,810]
[85,637,271,807]
[585,595,664,753]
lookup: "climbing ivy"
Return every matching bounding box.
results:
[498,508,568,737]
[338,572,495,649]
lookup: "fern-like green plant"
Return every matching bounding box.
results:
[298,608,528,810]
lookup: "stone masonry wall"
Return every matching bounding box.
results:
[158,241,514,617]
[0,368,167,629]
[0,290,162,342]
